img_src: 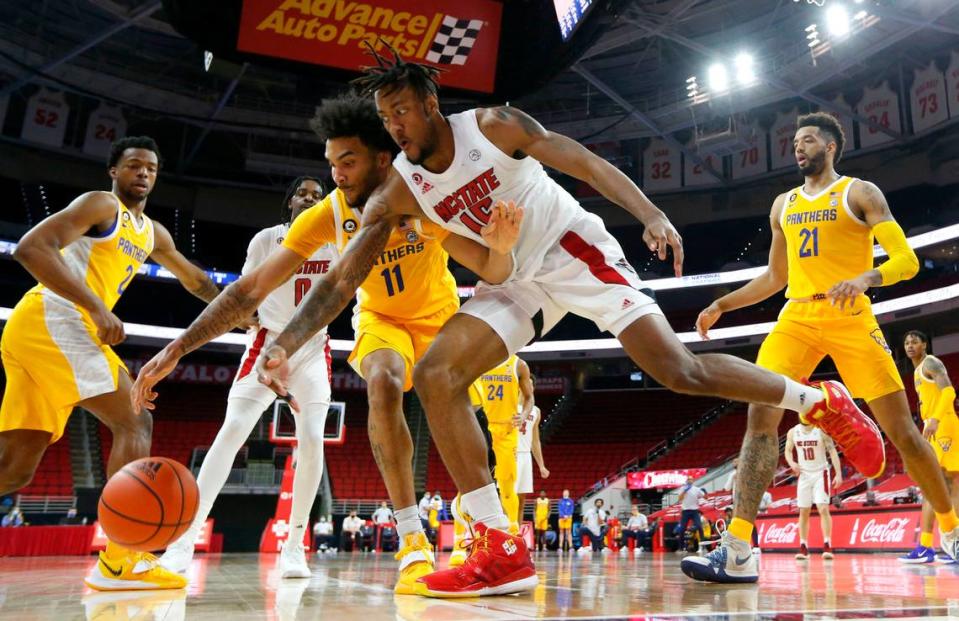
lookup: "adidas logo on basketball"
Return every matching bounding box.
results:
[134,460,163,481]
[502,539,518,556]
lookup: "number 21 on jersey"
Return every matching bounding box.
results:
[799,227,819,258]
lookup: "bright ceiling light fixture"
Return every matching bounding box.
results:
[708,63,728,92]
[826,4,850,36]
[734,53,756,86]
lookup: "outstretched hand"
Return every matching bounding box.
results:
[256,344,299,412]
[131,346,181,412]
[481,200,524,255]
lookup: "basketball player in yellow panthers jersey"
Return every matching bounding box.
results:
[476,354,534,531]
[132,95,521,593]
[1,137,224,591]
[900,330,959,563]
[690,112,959,582]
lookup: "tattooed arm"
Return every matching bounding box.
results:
[476,106,684,276]
[272,216,393,357]
[130,245,305,410]
[255,209,395,403]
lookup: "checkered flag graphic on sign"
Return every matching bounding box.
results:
[426,16,484,66]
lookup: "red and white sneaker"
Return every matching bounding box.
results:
[802,380,885,479]
[822,542,834,560]
[795,543,809,560]
[414,522,537,598]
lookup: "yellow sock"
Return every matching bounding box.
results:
[104,540,130,560]
[920,531,934,548]
[936,509,959,533]
[728,517,753,543]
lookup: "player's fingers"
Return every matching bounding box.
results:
[514,206,525,226]
[668,232,684,277]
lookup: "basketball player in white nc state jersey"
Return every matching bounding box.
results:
[785,421,842,560]
[255,47,875,597]
[160,177,338,579]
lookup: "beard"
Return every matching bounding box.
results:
[406,121,439,165]
[798,150,826,176]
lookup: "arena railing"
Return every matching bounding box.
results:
[15,495,76,514]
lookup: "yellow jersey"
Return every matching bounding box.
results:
[283,188,457,320]
[29,193,154,313]
[781,176,873,299]
[915,356,958,423]
[477,354,522,424]
[535,497,550,521]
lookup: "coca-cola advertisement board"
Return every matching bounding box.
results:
[756,509,936,551]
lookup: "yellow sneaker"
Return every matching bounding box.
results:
[394,532,435,595]
[85,550,188,591]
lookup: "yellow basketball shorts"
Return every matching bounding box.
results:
[348,301,458,391]
[558,517,572,530]
[535,516,549,531]
[756,296,903,403]
[0,294,126,443]
[930,414,959,473]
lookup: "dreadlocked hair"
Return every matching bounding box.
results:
[351,40,442,100]
[280,176,324,223]
[310,94,399,156]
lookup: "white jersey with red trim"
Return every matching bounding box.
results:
[392,109,581,281]
[793,424,829,473]
[517,406,539,453]
[243,223,338,333]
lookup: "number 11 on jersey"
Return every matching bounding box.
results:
[381,265,405,296]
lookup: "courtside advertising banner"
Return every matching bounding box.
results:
[756,509,938,551]
[237,0,503,93]
[628,468,708,490]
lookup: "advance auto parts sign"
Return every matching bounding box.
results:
[238,0,503,93]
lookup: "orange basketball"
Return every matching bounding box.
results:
[97,456,199,552]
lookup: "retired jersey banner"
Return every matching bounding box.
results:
[628,468,707,490]
[237,0,503,93]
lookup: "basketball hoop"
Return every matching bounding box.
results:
[269,400,347,446]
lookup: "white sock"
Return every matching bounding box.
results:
[777,378,824,415]
[461,483,509,530]
[287,402,329,548]
[800,539,807,546]
[394,506,423,539]
[178,396,266,546]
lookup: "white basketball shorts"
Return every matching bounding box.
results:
[230,328,332,408]
[516,451,533,494]
[797,469,831,508]
[459,212,662,355]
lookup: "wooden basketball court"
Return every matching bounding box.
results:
[1,550,956,620]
